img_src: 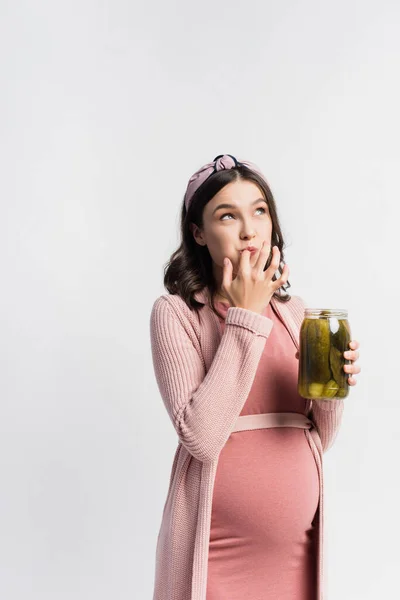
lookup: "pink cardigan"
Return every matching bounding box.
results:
[149,287,344,600]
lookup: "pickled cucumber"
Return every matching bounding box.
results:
[322,379,339,398]
[308,382,325,397]
[335,387,349,398]
[306,318,332,383]
[331,319,351,352]
[329,345,345,387]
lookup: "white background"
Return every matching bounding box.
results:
[1,1,399,598]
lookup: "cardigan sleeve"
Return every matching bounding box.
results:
[149,296,273,463]
[310,398,344,453]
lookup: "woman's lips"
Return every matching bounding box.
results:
[240,247,257,254]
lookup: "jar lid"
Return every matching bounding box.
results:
[304,308,348,318]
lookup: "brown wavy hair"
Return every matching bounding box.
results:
[163,163,292,321]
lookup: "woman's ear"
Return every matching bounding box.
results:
[190,222,206,247]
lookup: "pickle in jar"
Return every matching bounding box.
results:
[305,318,332,384]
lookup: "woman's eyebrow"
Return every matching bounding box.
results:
[212,198,268,215]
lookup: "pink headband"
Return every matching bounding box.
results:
[183,154,267,211]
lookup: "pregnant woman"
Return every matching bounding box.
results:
[149,154,361,600]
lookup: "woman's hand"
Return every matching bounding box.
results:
[343,339,361,386]
[222,244,289,315]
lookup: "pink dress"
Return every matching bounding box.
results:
[206,300,320,600]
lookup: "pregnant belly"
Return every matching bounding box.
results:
[209,427,320,551]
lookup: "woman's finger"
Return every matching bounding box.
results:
[250,240,268,272]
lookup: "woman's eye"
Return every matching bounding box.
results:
[220,207,266,221]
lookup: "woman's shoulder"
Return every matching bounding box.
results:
[288,294,308,309]
[271,294,308,326]
[150,291,205,331]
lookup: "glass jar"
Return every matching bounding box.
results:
[298,308,352,400]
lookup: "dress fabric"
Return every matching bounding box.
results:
[206,300,320,600]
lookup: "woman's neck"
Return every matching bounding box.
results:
[213,291,231,305]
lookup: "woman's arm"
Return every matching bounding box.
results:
[310,398,345,453]
[149,296,273,463]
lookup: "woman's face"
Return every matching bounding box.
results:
[191,179,273,287]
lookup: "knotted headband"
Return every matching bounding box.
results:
[184,154,267,211]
